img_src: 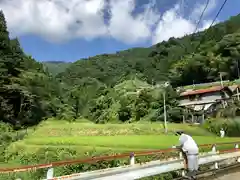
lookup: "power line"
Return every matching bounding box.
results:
[195,0,228,50]
[188,0,228,86]
[178,0,228,87]
[207,0,228,30]
[192,0,211,34]
[179,0,185,16]
[181,0,211,52]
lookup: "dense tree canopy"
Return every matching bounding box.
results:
[2,10,240,127]
[0,11,64,127]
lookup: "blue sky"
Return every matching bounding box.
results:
[0,0,239,62]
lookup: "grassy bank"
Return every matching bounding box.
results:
[31,119,214,136]
[6,120,239,157]
[13,135,239,151]
[182,78,240,90]
[1,119,240,180]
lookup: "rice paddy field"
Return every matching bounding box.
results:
[0,119,239,180]
[6,120,240,157]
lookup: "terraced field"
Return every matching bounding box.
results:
[7,120,240,156]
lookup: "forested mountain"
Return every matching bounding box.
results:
[43,61,71,76]
[59,14,240,88]
[1,10,240,127]
[0,11,65,127]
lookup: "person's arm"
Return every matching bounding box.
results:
[176,144,183,148]
[178,135,185,147]
[172,135,184,149]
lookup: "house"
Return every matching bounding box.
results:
[228,85,240,100]
[179,86,233,112]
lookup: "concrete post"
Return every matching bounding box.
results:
[181,170,186,177]
[130,152,135,165]
[47,168,54,180]
[179,151,183,159]
[214,162,219,169]
[212,144,216,153]
[235,144,239,149]
[235,144,240,162]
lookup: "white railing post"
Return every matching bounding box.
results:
[235,144,239,149]
[179,151,183,159]
[181,170,186,177]
[212,144,216,153]
[47,168,54,180]
[235,144,240,162]
[130,152,135,165]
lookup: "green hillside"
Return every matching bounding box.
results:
[59,14,240,88]
[43,61,71,76]
[1,8,240,180]
[1,10,240,127]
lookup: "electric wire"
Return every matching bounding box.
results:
[192,0,211,35]
[181,0,211,52]
[194,0,228,51]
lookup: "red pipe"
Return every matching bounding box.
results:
[0,141,239,173]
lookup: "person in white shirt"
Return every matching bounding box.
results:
[175,131,199,178]
[220,128,225,138]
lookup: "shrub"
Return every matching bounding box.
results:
[203,118,240,137]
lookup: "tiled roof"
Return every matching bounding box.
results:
[180,86,226,96]
[228,85,239,92]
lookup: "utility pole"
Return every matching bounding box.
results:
[220,73,223,87]
[193,80,196,89]
[237,87,240,101]
[163,91,167,134]
[161,81,170,134]
[237,59,240,79]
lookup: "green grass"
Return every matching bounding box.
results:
[6,120,240,156]
[22,135,240,149]
[182,78,240,90]
[2,120,240,169]
[32,120,214,137]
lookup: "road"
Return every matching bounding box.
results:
[204,166,240,180]
[216,171,240,180]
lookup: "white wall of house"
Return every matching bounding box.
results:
[179,91,226,106]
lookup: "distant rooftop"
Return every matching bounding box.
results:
[228,85,239,92]
[183,80,230,89]
[180,86,227,96]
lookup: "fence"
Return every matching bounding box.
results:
[1,141,240,179]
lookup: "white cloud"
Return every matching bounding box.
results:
[0,0,159,44]
[0,0,108,42]
[152,4,195,44]
[191,0,216,21]
[107,0,160,43]
[0,0,217,44]
[152,0,217,44]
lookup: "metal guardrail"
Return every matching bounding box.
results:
[1,142,240,179]
[48,151,240,180]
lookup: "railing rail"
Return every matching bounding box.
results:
[1,141,240,179]
[48,151,240,180]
